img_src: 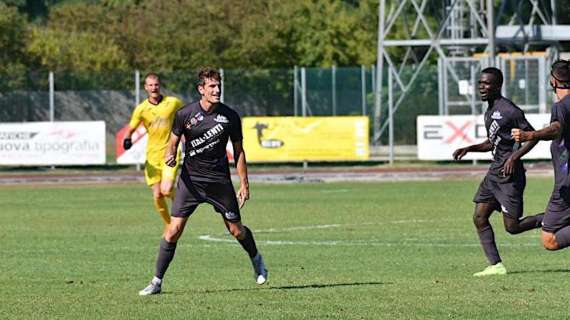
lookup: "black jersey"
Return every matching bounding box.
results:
[483,96,534,177]
[549,95,570,199]
[172,101,242,182]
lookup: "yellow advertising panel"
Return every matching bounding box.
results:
[242,116,369,162]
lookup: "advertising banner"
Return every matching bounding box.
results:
[242,116,369,162]
[115,125,234,164]
[417,114,552,160]
[116,125,148,164]
[0,121,106,165]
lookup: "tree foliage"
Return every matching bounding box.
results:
[0,0,382,74]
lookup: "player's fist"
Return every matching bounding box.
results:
[123,138,133,150]
[511,128,529,143]
[165,154,177,168]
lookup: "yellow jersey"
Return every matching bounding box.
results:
[129,96,184,165]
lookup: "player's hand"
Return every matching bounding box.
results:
[511,128,530,143]
[502,155,516,176]
[165,154,177,167]
[453,147,468,161]
[123,138,133,150]
[237,184,249,209]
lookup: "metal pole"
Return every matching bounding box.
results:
[443,58,449,115]
[219,68,224,103]
[539,56,546,113]
[301,67,308,170]
[135,70,140,106]
[551,0,557,25]
[371,64,376,101]
[301,67,307,117]
[361,65,366,115]
[49,71,54,122]
[470,63,476,115]
[438,58,443,115]
[332,65,337,116]
[134,70,141,172]
[524,59,529,107]
[374,0,386,144]
[294,66,298,116]
[388,67,394,165]
[472,63,477,166]
[486,0,495,67]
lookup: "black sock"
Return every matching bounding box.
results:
[554,225,570,249]
[155,238,177,280]
[517,213,544,231]
[237,226,258,258]
[477,225,501,265]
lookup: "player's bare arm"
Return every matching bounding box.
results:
[165,133,181,167]
[511,121,561,143]
[233,141,249,208]
[453,139,493,161]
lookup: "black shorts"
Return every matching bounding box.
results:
[543,192,570,232]
[473,172,525,219]
[171,176,241,222]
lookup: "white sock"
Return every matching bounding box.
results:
[152,276,162,285]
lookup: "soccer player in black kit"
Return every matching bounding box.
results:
[453,67,543,277]
[139,68,268,295]
[512,60,570,252]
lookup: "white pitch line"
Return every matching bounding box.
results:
[198,219,541,247]
[254,219,462,233]
[197,235,540,247]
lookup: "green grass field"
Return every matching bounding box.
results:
[1,177,569,319]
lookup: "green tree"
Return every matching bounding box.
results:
[0,3,29,89]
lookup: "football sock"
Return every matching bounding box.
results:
[155,238,177,280]
[237,226,258,258]
[554,225,570,249]
[153,197,171,225]
[477,225,502,265]
[517,213,544,232]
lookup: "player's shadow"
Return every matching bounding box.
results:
[508,268,570,275]
[199,281,389,294]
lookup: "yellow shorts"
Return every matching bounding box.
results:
[144,160,180,186]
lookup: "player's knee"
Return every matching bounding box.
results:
[229,225,245,240]
[504,222,522,235]
[472,213,488,229]
[542,232,560,250]
[161,189,172,198]
[164,224,183,242]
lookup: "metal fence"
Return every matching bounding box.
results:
[0,59,553,163]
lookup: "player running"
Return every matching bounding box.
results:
[123,73,184,229]
[139,68,267,295]
[453,67,543,277]
[512,60,570,251]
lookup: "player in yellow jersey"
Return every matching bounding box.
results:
[123,73,184,227]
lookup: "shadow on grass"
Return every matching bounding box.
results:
[197,281,390,294]
[509,268,570,275]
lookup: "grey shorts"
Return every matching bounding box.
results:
[473,172,526,219]
[171,175,241,222]
[543,192,570,232]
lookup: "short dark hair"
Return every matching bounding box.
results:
[197,68,221,87]
[481,67,503,86]
[144,72,160,83]
[551,60,570,88]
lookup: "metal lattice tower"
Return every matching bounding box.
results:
[373,0,569,159]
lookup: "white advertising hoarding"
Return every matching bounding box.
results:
[417,114,552,160]
[0,121,106,165]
